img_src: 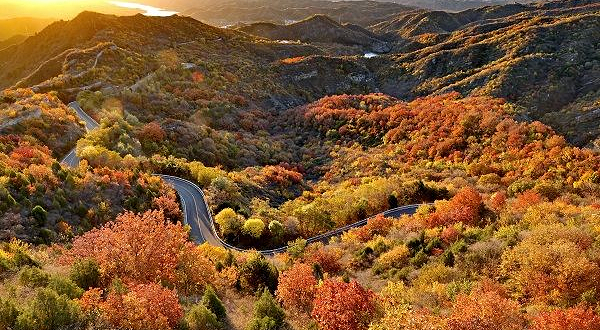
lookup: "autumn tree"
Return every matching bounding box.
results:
[446,284,526,330]
[427,187,483,227]
[312,279,378,330]
[302,243,343,274]
[499,224,600,304]
[243,218,265,239]
[276,263,317,312]
[215,208,242,237]
[152,191,183,223]
[137,121,166,143]
[176,246,216,296]
[68,210,213,291]
[531,306,600,330]
[100,282,183,330]
[369,281,443,330]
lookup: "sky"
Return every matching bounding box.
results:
[0,0,180,19]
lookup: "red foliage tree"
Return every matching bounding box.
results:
[354,214,393,242]
[514,190,542,210]
[446,285,526,330]
[152,191,183,223]
[276,263,317,312]
[311,279,378,330]
[303,243,342,274]
[531,306,600,330]
[101,283,183,330]
[489,191,507,212]
[67,210,204,286]
[427,187,482,227]
[137,122,166,143]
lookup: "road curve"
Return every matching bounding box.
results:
[61,102,100,167]
[62,102,425,255]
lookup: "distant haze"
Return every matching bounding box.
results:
[0,0,182,19]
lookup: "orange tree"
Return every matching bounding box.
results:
[531,306,600,330]
[67,210,214,291]
[276,262,317,312]
[311,279,378,330]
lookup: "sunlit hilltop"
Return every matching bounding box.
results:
[0,0,178,19]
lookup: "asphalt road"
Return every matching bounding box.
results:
[157,175,224,247]
[62,102,424,255]
[61,102,99,167]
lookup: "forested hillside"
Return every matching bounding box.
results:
[1,0,600,329]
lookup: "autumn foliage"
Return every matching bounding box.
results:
[447,284,526,330]
[353,214,393,242]
[426,187,483,227]
[311,279,378,330]
[81,283,183,330]
[276,263,317,312]
[67,210,214,291]
[531,306,600,330]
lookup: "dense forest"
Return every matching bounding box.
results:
[1,87,600,329]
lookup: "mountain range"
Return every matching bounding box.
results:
[1,0,599,149]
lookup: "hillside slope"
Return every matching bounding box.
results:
[276,0,600,146]
[238,15,391,52]
[3,0,600,149]
[183,0,414,27]
[0,17,55,40]
[0,11,319,91]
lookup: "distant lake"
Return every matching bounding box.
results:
[109,1,178,16]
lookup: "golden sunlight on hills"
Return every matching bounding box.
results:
[0,0,177,19]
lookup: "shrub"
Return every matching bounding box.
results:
[247,289,285,330]
[185,303,222,330]
[410,250,429,267]
[15,288,81,330]
[239,254,279,293]
[0,298,19,330]
[69,258,100,290]
[18,266,50,288]
[374,244,410,273]
[31,205,47,227]
[243,219,266,239]
[202,285,227,320]
[48,276,84,299]
[286,239,307,259]
[268,221,284,240]
[303,244,342,274]
[456,238,505,277]
[215,208,242,237]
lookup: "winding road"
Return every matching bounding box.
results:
[61,102,99,167]
[62,102,423,255]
